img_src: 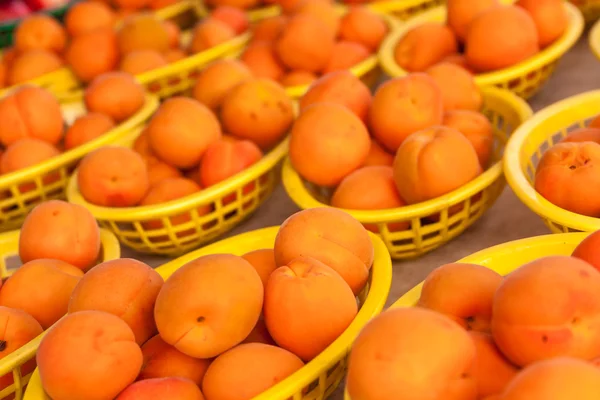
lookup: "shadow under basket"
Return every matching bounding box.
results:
[283,87,533,260]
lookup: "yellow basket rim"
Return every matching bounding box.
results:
[282,86,533,223]
[589,17,600,60]
[504,89,600,232]
[0,227,121,378]
[378,2,584,86]
[0,93,159,190]
[366,0,442,15]
[283,7,399,99]
[156,226,393,400]
[153,0,197,20]
[66,136,290,221]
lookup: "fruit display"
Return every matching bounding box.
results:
[282,69,532,259]
[0,75,157,232]
[379,0,583,99]
[0,200,119,400]
[24,208,393,400]
[240,1,393,97]
[64,63,292,255]
[345,229,600,400]
[504,91,600,233]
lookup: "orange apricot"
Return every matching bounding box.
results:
[339,6,388,51]
[242,249,278,290]
[84,71,145,122]
[240,41,286,81]
[117,13,171,54]
[211,5,249,34]
[163,20,181,48]
[199,138,262,190]
[572,231,600,273]
[192,59,253,112]
[560,128,600,144]
[65,28,120,83]
[1,138,60,191]
[189,18,236,54]
[119,50,168,75]
[447,0,499,43]
[7,49,63,86]
[427,62,483,111]
[14,14,67,53]
[64,0,116,37]
[117,377,205,400]
[363,139,394,167]
[280,70,317,87]
[251,15,287,43]
[322,40,370,74]
[293,0,340,37]
[469,331,519,397]
[146,161,182,187]
[394,22,458,72]
[516,0,568,48]
[64,112,115,150]
[444,110,494,168]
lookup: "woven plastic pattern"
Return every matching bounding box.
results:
[282,87,533,259]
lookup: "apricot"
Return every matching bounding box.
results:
[274,207,373,294]
[0,259,84,329]
[84,71,145,122]
[19,200,101,270]
[363,139,394,167]
[65,112,116,150]
[1,47,17,67]
[443,53,471,70]
[280,70,317,87]
[117,14,171,54]
[64,0,116,37]
[189,19,236,54]
[534,142,600,217]
[37,311,143,400]
[133,129,159,164]
[117,377,205,400]
[69,258,163,344]
[0,307,43,391]
[332,166,408,232]
[65,28,120,83]
[560,127,600,144]
[7,49,63,86]
[240,41,285,81]
[444,110,494,168]
[202,343,304,400]
[140,177,210,232]
[447,0,499,43]
[323,40,370,74]
[211,6,249,34]
[492,256,600,367]
[347,307,477,400]
[394,22,458,72]
[120,50,168,75]
[0,85,64,146]
[154,254,263,358]
[150,0,178,8]
[294,0,340,37]
[427,62,482,111]
[199,138,262,189]
[393,126,483,204]
[275,14,335,72]
[207,0,260,10]
[299,70,372,122]
[517,0,567,48]
[14,14,67,53]
[290,103,369,187]
[147,97,222,169]
[251,15,287,43]
[264,257,356,361]
[139,334,211,384]
[147,161,182,187]
[77,146,150,207]
[242,249,278,290]
[1,138,60,191]
[192,59,253,112]
[0,64,5,88]
[469,331,518,397]
[163,20,181,48]
[590,115,600,129]
[369,74,443,152]
[114,0,150,10]
[572,231,600,272]
[339,6,388,51]
[466,6,540,73]
[220,78,293,149]
[164,48,188,63]
[243,317,275,345]
[501,357,600,400]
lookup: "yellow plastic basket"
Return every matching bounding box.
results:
[0,91,159,232]
[504,90,600,233]
[65,127,289,256]
[589,15,600,59]
[195,0,281,23]
[367,0,445,20]
[0,0,197,100]
[378,2,584,100]
[571,0,600,23]
[282,87,533,259]
[343,230,590,399]
[24,225,393,400]
[0,228,120,400]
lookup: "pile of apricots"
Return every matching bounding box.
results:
[29,206,374,399]
[535,120,600,217]
[289,67,492,230]
[395,0,568,74]
[75,60,292,213]
[0,72,144,187]
[0,1,250,87]
[347,229,600,400]
[240,0,388,88]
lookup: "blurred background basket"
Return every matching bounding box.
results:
[378,2,584,100]
[0,91,158,232]
[24,225,393,400]
[570,0,600,23]
[368,0,444,20]
[65,129,289,256]
[343,230,589,399]
[0,227,120,400]
[504,90,600,233]
[283,87,533,260]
